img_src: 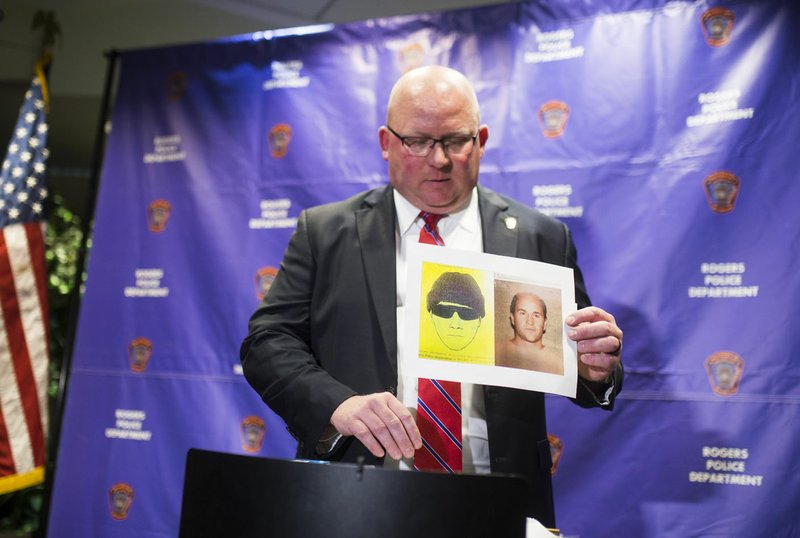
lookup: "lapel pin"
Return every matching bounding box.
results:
[504,216,517,230]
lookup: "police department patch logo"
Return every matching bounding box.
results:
[701,7,735,47]
[398,42,426,73]
[538,101,570,138]
[147,199,171,233]
[705,351,744,396]
[548,433,564,475]
[268,123,292,158]
[703,171,740,213]
[128,337,153,372]
[240,415,266,453]
[255,266,279,301]
[167,70,187,101]
[109,483,134,520]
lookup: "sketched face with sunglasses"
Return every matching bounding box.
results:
[426,272,485,351]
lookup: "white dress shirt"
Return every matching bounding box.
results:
[392,188,490,474]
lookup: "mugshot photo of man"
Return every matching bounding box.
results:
[495,288,564,375]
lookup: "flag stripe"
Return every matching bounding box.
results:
[0,233,36,475]
[1,226,46,468]
[27,223,49,336]
[15,223,49,439]
[0,343,19,475]
[6,223,48,462]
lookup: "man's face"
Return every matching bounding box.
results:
[510,295,547,344]
[379,82,488,214]
[430,302,482,350]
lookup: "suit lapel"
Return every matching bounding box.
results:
[478,186,518,257]
[356,186,398,364]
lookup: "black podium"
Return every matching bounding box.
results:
[179,448,528,537]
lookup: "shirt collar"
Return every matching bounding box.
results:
[393,187,480,237]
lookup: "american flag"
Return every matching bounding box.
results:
[0,63,50,494]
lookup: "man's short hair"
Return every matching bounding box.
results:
[427,272,485,317]
[509,292,547,318]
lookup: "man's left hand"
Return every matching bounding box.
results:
[566,306,622,383]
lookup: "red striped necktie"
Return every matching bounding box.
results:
[414,211,463,473]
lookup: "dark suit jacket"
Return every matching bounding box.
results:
[241,185,622,527]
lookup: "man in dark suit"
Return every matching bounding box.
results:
[240,65,623,527]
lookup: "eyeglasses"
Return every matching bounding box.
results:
[386,125,477,157]
[430,303,482,321]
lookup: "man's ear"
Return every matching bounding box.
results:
[378,127,390,160]
[477,125,489,157]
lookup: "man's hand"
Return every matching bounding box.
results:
[566,306,623,383]
[330,393,422,460]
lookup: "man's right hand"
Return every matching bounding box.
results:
[330,393,422,460]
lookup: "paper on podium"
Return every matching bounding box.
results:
[526,517,562,537]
